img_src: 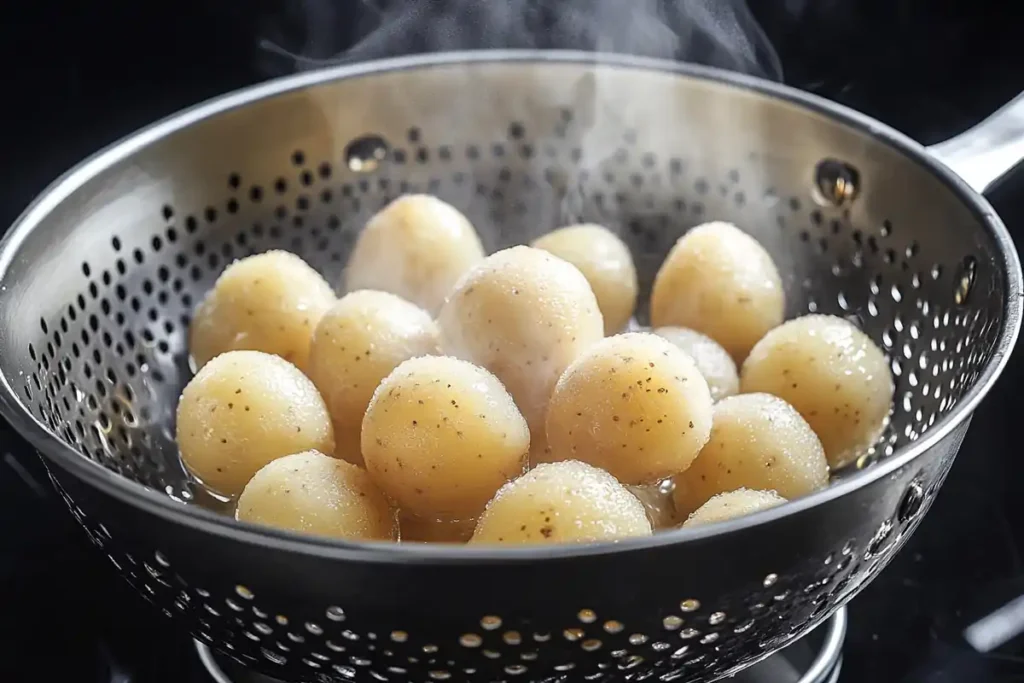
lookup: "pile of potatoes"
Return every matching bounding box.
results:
[176,193,894,546]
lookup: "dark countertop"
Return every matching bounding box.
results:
[2,1,1024,681]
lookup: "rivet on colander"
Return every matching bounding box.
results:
[954,255,978,305]
[345,134,390,173]
[898,480,926,524]
[813,159,861,207]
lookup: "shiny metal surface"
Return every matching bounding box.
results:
[930,92,1024,193]
[0,51,1018,683]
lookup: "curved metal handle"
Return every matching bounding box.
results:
[929,92,1024,195]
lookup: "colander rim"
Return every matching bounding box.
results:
[0,49,1019,564]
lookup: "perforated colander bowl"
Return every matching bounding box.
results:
[0,51,1020,683]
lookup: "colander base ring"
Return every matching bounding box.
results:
[194,607,846,683]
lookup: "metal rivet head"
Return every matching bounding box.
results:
[814,159,861,207]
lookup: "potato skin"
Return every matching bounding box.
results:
[654,326,739,402]
[189,250,335,373]
[531,224,638,335]
[470,461,653,545]
[545,332,714,485]
[650,221,784,362]
[437,245,604,433]
[236,450,396,541]
[344,194,485,314]
[307,290,441,466]
[176,351,335,497]
[361,356,530,520]
[672,393,828,518]
[740,314,894,469]
[683,489,786,527]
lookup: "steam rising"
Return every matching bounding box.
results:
[262,0,782,81]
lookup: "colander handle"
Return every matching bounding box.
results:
[929,91,1024,195]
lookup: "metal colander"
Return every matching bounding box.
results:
[0,51,1020,683]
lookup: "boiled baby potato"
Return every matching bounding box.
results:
[650,221,784,362]
[437,245,604,433]
[741,314,894,469]
[177,351,335,497]
[189,250,335,373]
[344,194,485,314]
[307,290,441,466]
[398,512,476,544]
[531,223,638,335]
[236,450,396,541]
[654,326,739,401]
[470,461,653,545]
[361,356,530,520]
[672,393,828,518]
[683,489,786,528]
[545,332,713,485]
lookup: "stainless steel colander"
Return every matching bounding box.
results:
[0,51,1020,683]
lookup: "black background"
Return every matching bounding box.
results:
[2,1,1024,681]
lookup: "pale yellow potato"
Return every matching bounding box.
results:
[470,461,653,545]
[236,450,396,541]
[398,512,476,544]
[344,194,485,314]
[531,224,638,335]
[307,290,441,466]
[437,246,604,433]
[627,481,678,530]
[672,393,828,518]
[741,315,894,469]
[189,250,335,373]
[176,351,335,497]
[545,332,713,485]
[650,221,784,362]
[361,356,529,520]
[683,489,786,528]
[654,326,739,401]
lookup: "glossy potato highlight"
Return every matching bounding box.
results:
[470,461,653,545]
[176,351,335,497]
[531,224,638,334]
[344,194,485,314]
[307,290,441,465]
[672,393,828,518]
[654,326,740,401]
[437,246,604,432]
[236,450,395,541]
[650,221,784,361]
[683,489,786,527]
[741,314,894,469]
[361,356,530,520]
[189,250,335,373]
[545,332,714,485]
